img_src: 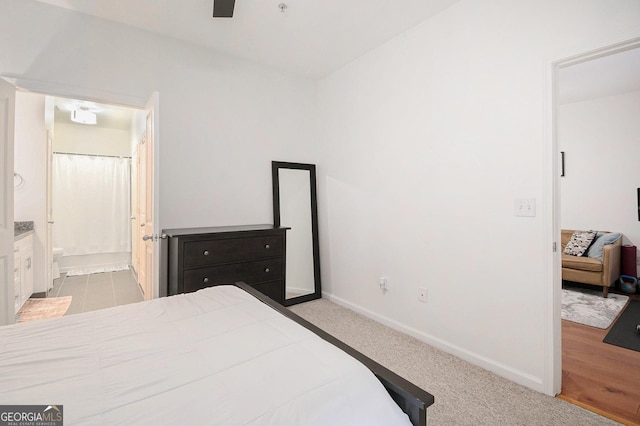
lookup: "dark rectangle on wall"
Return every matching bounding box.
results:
[637,188,640,221]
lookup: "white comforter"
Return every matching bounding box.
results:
[0,286,411,425]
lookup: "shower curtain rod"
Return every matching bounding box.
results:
[53,151,132,159]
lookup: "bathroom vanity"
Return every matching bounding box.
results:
[14,222,34,313]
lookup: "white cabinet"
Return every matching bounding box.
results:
[14,234,34,313]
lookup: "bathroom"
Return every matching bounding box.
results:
[14,91,146,313]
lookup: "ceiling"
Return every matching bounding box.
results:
[35,0,461,79]
[37,1,640,127]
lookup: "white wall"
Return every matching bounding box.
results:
[14,91,47,294]
[560,90,640,273]
[0,0,318,231]
[54,123,131,157]
[316,0,640,393]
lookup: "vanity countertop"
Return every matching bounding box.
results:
[14,221,34,241]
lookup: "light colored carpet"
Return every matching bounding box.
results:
[561,287,628,329]
[290,298,617,426]
[16,296,72,323]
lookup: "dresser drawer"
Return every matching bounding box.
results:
[183,235,283,268]
[183,258,284,293]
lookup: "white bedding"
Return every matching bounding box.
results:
[0,286,411,425]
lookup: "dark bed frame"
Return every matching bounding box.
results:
[235,282,435,426]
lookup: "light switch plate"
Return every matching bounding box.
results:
[515,198,536,217]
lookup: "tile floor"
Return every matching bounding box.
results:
[49,268,143,315]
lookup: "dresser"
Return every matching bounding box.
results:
[164,225,287,304]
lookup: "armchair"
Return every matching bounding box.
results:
[561,229,621,297]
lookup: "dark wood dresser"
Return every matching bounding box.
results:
[164,225,287,304]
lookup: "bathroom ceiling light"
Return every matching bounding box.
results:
[70,109,97,125]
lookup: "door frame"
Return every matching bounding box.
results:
[46,129,53,292]
[0,78,16,326]
[544,34,640,396]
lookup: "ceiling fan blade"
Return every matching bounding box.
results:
[213,0,235,18]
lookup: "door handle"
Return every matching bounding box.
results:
[142,234,166,241]
[140,223,146,227]
[48,221,54,224]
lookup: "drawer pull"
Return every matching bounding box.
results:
[265,244,270,249]
[203,277,209,283]
[264,268,270,273]
[203,250,210,256]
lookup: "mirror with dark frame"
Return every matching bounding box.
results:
[272,161,322,306]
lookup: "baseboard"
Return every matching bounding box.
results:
[322,291,546,394]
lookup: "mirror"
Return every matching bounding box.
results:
[272,161,321,306]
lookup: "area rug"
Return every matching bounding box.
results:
[561,288,628,329]
[16,296,72,323]
[603,299,640,352]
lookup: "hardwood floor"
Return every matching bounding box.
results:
[561,292,640,425]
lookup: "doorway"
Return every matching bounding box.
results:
[49,97,140,273]
[552,39,640,423]
[12,89,159,317]
[48,96,145,312]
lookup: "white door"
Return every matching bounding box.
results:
[139,93,159,300]
[138,130,150,300]
[131,144,139,279]
[0,78,16,325]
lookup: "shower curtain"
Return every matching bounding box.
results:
[53,153,131,276]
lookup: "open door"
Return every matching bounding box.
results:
[0,78,16,325]
[131,143,139,281]
[137,128,151,300]
[138,92,159,300]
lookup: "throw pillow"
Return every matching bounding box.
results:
[586,232,621,260]
[563,230,597,256]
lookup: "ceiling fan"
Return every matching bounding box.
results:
[213,1,288,18]
[213,0,236,18]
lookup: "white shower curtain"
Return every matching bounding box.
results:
[53,153,131,275]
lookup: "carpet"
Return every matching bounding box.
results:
[16,296,72,323]
[289,298,617,425]
[561,287,628,329]
[603,299,640,352]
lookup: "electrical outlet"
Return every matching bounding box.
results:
[417,287,427,303]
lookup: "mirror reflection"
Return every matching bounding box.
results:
[279,169,315,298]
[272,162,321,306]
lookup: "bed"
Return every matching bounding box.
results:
[0,283,434,425]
